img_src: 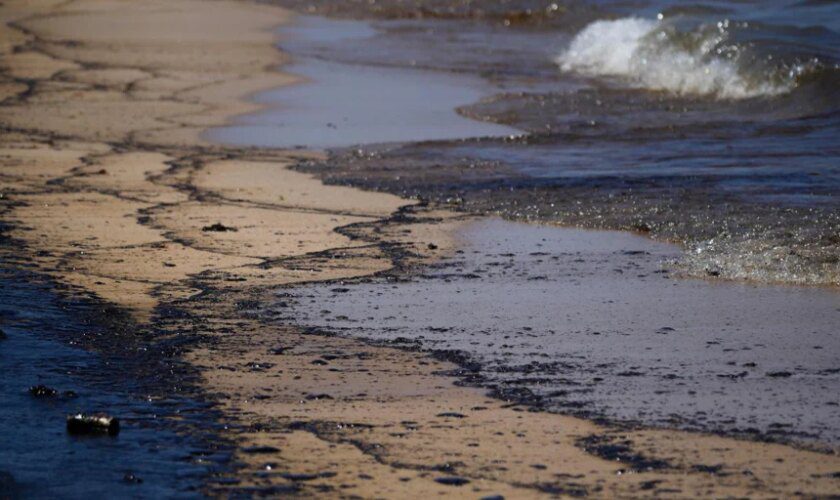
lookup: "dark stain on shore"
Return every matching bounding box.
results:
[270,214,840,453]
[202,222,238,232]
[434,476,471,486]
[576,434,671,472]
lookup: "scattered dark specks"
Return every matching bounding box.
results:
[241,446,280,454]
[434,476,470,486]
[245,362,274,372]
[436,412,466,419]
[766,371,793,378]
[577,435,670,472]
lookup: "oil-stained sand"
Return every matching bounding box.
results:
[1,0,839,497]
[281,219,840,446]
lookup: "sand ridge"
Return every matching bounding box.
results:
[1,0,839,497]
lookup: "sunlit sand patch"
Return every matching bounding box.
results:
[10,192,165,251]
[3,50,79,80]
[193,160,406,216]
[149,201,371,259]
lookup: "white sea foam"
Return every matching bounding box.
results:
[556,17,792,99]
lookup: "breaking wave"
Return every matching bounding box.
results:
[556,17,809,99]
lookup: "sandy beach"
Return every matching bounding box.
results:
[1,0,839,497]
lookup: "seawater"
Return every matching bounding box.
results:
[266,0,839,285]
[0,270,219,498]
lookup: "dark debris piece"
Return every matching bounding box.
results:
[305,393,334,401]
[435,412,466,419]
[241,446,280,454]
[28,385,58,397]
[281,471,336,482]
[66,413,120,436]
[122,473,143,484]
[201,223,238,232]
[434,476,470,486]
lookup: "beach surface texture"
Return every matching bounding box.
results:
[1,0,838,496]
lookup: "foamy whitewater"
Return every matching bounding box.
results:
[556,17,793,99]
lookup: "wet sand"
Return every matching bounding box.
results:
[284,219,840,446]
[1,0,839,497]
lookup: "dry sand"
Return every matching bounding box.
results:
[1,0,838,497]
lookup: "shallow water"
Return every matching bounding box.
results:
[271,2,839,285]
[0,270,219,498]
[207,16,518,149]
[276,219,840,447]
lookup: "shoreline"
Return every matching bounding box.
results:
[1,0,839,497]
[280,216,840,451]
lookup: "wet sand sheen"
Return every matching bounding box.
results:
[282,219,840,446]
[206,16,520,149]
